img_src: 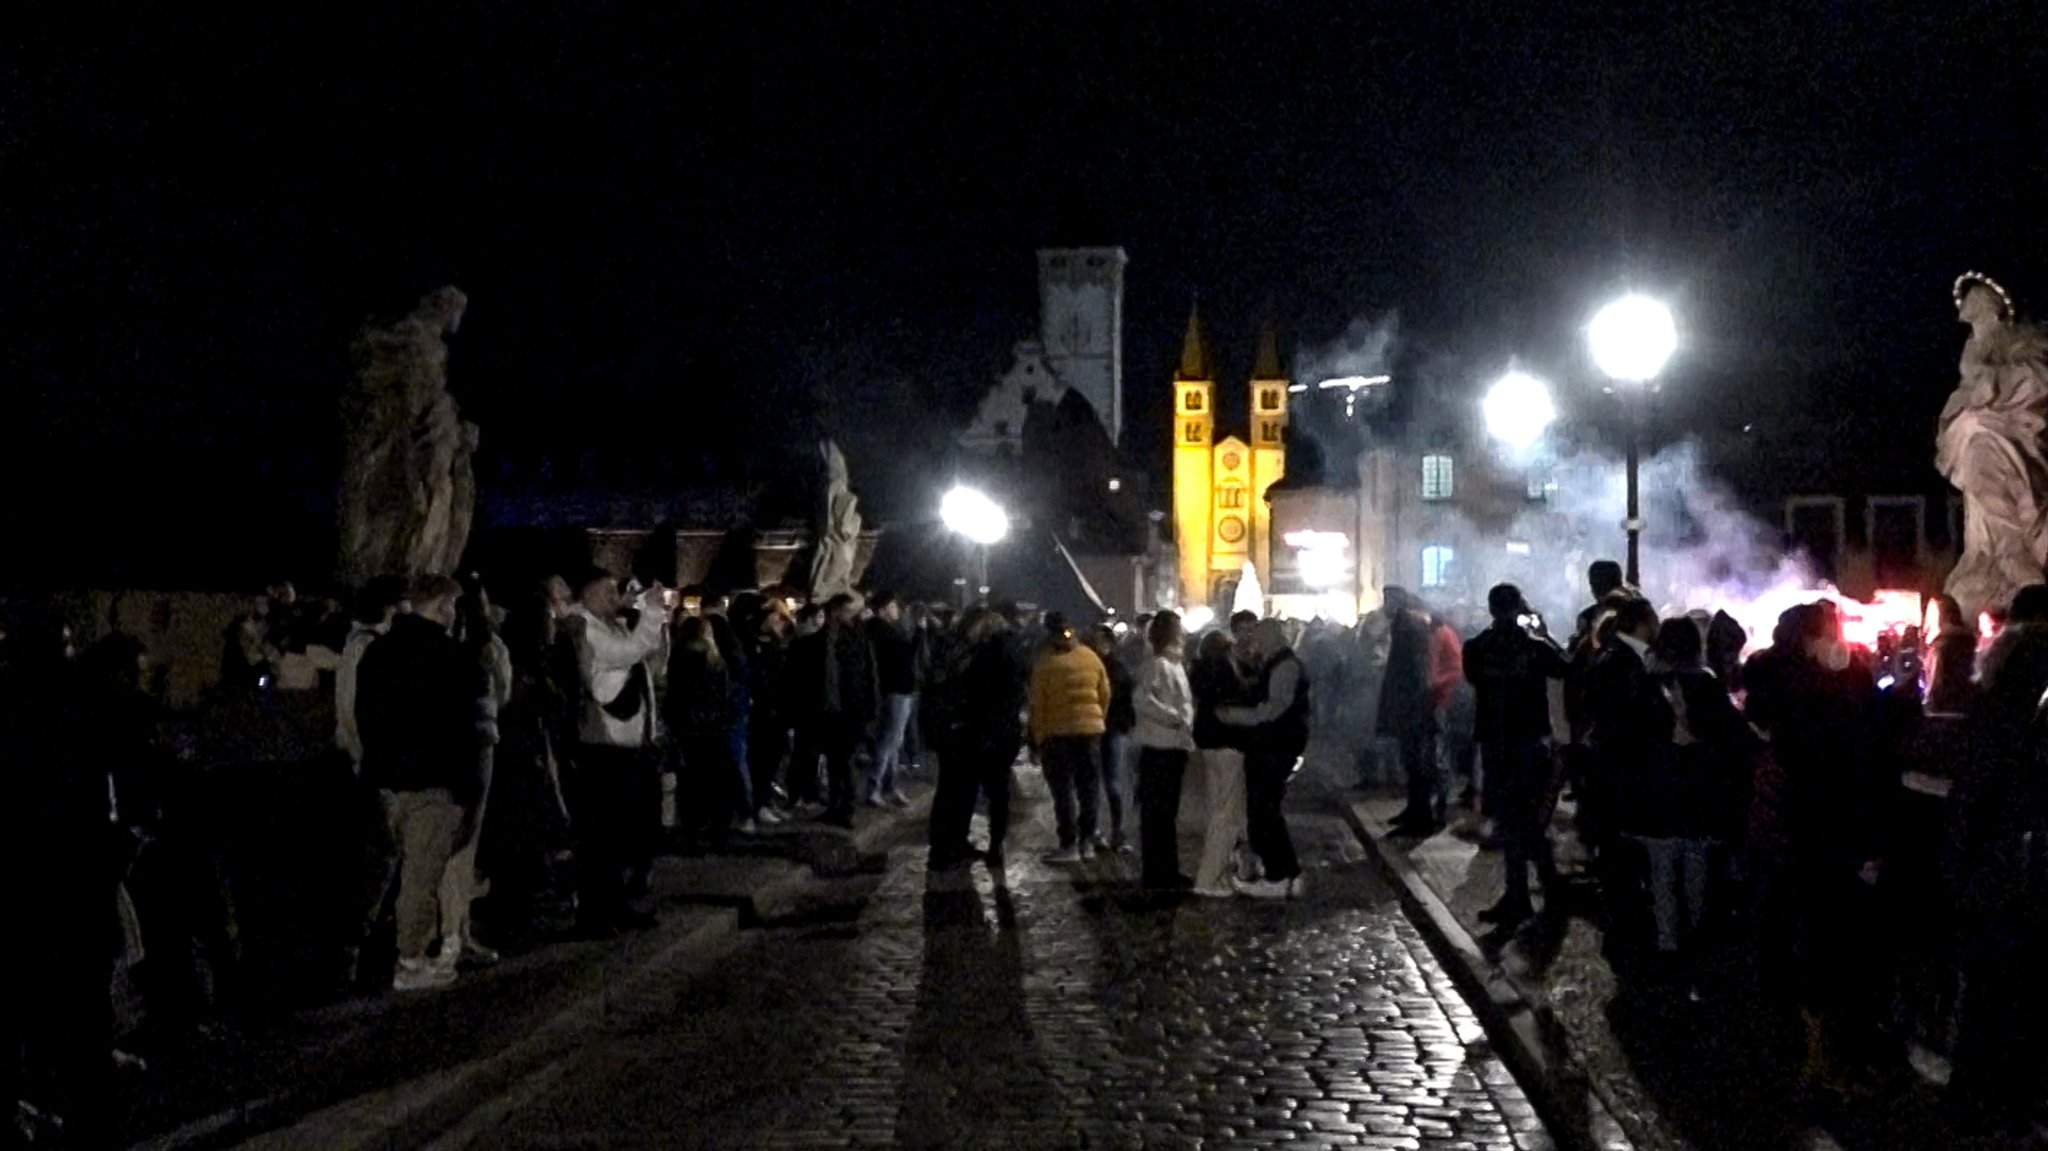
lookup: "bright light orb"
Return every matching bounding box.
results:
[1482,370,1556,449]
[1588,294,1677,384]
[940,485,1009,545]
[1181,605,1216,632]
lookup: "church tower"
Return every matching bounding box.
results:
[1247,322,1290,596]
[1172,306,1214,609]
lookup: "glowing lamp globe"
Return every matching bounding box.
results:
[1482,370,1556,449]
[941,485,1009,545]
[1588,295,1676,384]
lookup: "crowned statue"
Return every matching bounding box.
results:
[1938,271,2048,617]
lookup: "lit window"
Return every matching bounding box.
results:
[1422,545,1455,588]
[1422,454,1454,501]
[1184,390,1205,413]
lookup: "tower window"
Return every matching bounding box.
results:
[1218,484,1246,510]
[1183,422,1205,444]
[1422,454,1455,501]
[1422,545,1456,588]
[1184,391,1205,413]
[1259,423,1281,444]
[1261,389,1282,412]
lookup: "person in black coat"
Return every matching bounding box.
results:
[0,614,119,1145]
[1583,596,1662,870]
[1947,585,2048,1125]
[1379,587,1443,833]
[783,594,878,827]
[926,607,1028,868]
[1462,584,1569,926]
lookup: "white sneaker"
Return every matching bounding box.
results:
[736,818,760,835]
[393,957,457,992]
[1193,885,1235,899]
[1043,845,1083,864]
[1231,876,1290,900]
[1286,875,1308,899]
[755,807,786,826]
[1079,840,1098,861]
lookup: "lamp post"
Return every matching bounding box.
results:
[1587,295,1676,587]
[940,484,1009,602]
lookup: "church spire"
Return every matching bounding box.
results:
[1176,302,1212,381]
[1252,320,1283,381]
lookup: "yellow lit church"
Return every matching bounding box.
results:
[1172,307,1290,612]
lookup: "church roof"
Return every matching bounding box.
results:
[1252,321,1285,381]
[1176,304,1212,382]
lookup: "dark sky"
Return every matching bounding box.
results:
[8,3,2048,564]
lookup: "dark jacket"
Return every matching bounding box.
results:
[1104,654,1137,735]
[1618,667,1759,840]
[931,633,1029,759]
[1191,649,1252,751]
[869,617,917,697]
[1463,621,1568,745]
[665,645,735,739]
[1586,639,1661,764]
[1244,648,1312,762]
[1377,611,1436,737]
[356,613,486,802]
[786,624,879,726]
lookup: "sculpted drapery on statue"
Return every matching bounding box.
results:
[806,439,862,599]
[1938,272,2048,617]
[338,286,479,586]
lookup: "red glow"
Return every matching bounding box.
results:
[1829,589,1923,651]
[1981,611,1998,642]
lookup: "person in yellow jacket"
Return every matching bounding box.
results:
[1029,612,1110,863]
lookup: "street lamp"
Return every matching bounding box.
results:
[1587,295,1676,586]
[1482,370,1556,451]
[941,484,1009,599]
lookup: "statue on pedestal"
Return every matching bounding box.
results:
[807,439,861,600]
[1939,272,2048,617]
[338,286,478,586]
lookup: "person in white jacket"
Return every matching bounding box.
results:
[1132,611,1197,891]
[564,567,670,935]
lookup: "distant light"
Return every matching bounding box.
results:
[1285,530,1352,590]
[1506,540,1532,555]
[1183,605,1216,632]
[1286,382,1309,393]
[1107,477,1122,493]
[1483,370,1556,449]
[1588,295,1676,384]
[941,485,1009,545]
[1318,375,1391,392]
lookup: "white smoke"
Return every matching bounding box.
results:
[1295,312,1399,389]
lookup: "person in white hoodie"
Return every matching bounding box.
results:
[564,567,670,935]
[1132,611,1197,891]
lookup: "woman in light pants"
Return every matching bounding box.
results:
[1189,629,1251,896]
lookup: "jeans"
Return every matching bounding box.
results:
[748,718,789,814]
[1194,748,1247,890]
[1633,835,1712,952]
[1100,731,1130,840]
[1243,747,1301,882]
[1137,746,1189,883]
[1040,735,1102,848]
[869,692,916,796]
[380,787,463,960]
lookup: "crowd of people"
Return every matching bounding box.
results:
[12,552,2048,1140]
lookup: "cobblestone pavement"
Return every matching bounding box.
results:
[454,777,1556,1150]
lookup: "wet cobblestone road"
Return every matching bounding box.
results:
[468,782,1555,1150]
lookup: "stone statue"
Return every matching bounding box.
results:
[806,439,861,599]
[338,286,478,586]
[1939,271,2048,617]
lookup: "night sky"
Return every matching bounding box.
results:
[8,4,2048,579]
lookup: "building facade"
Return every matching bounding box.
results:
[1171,308,1291,611]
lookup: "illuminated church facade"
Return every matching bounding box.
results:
[1171,308,1291,613]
